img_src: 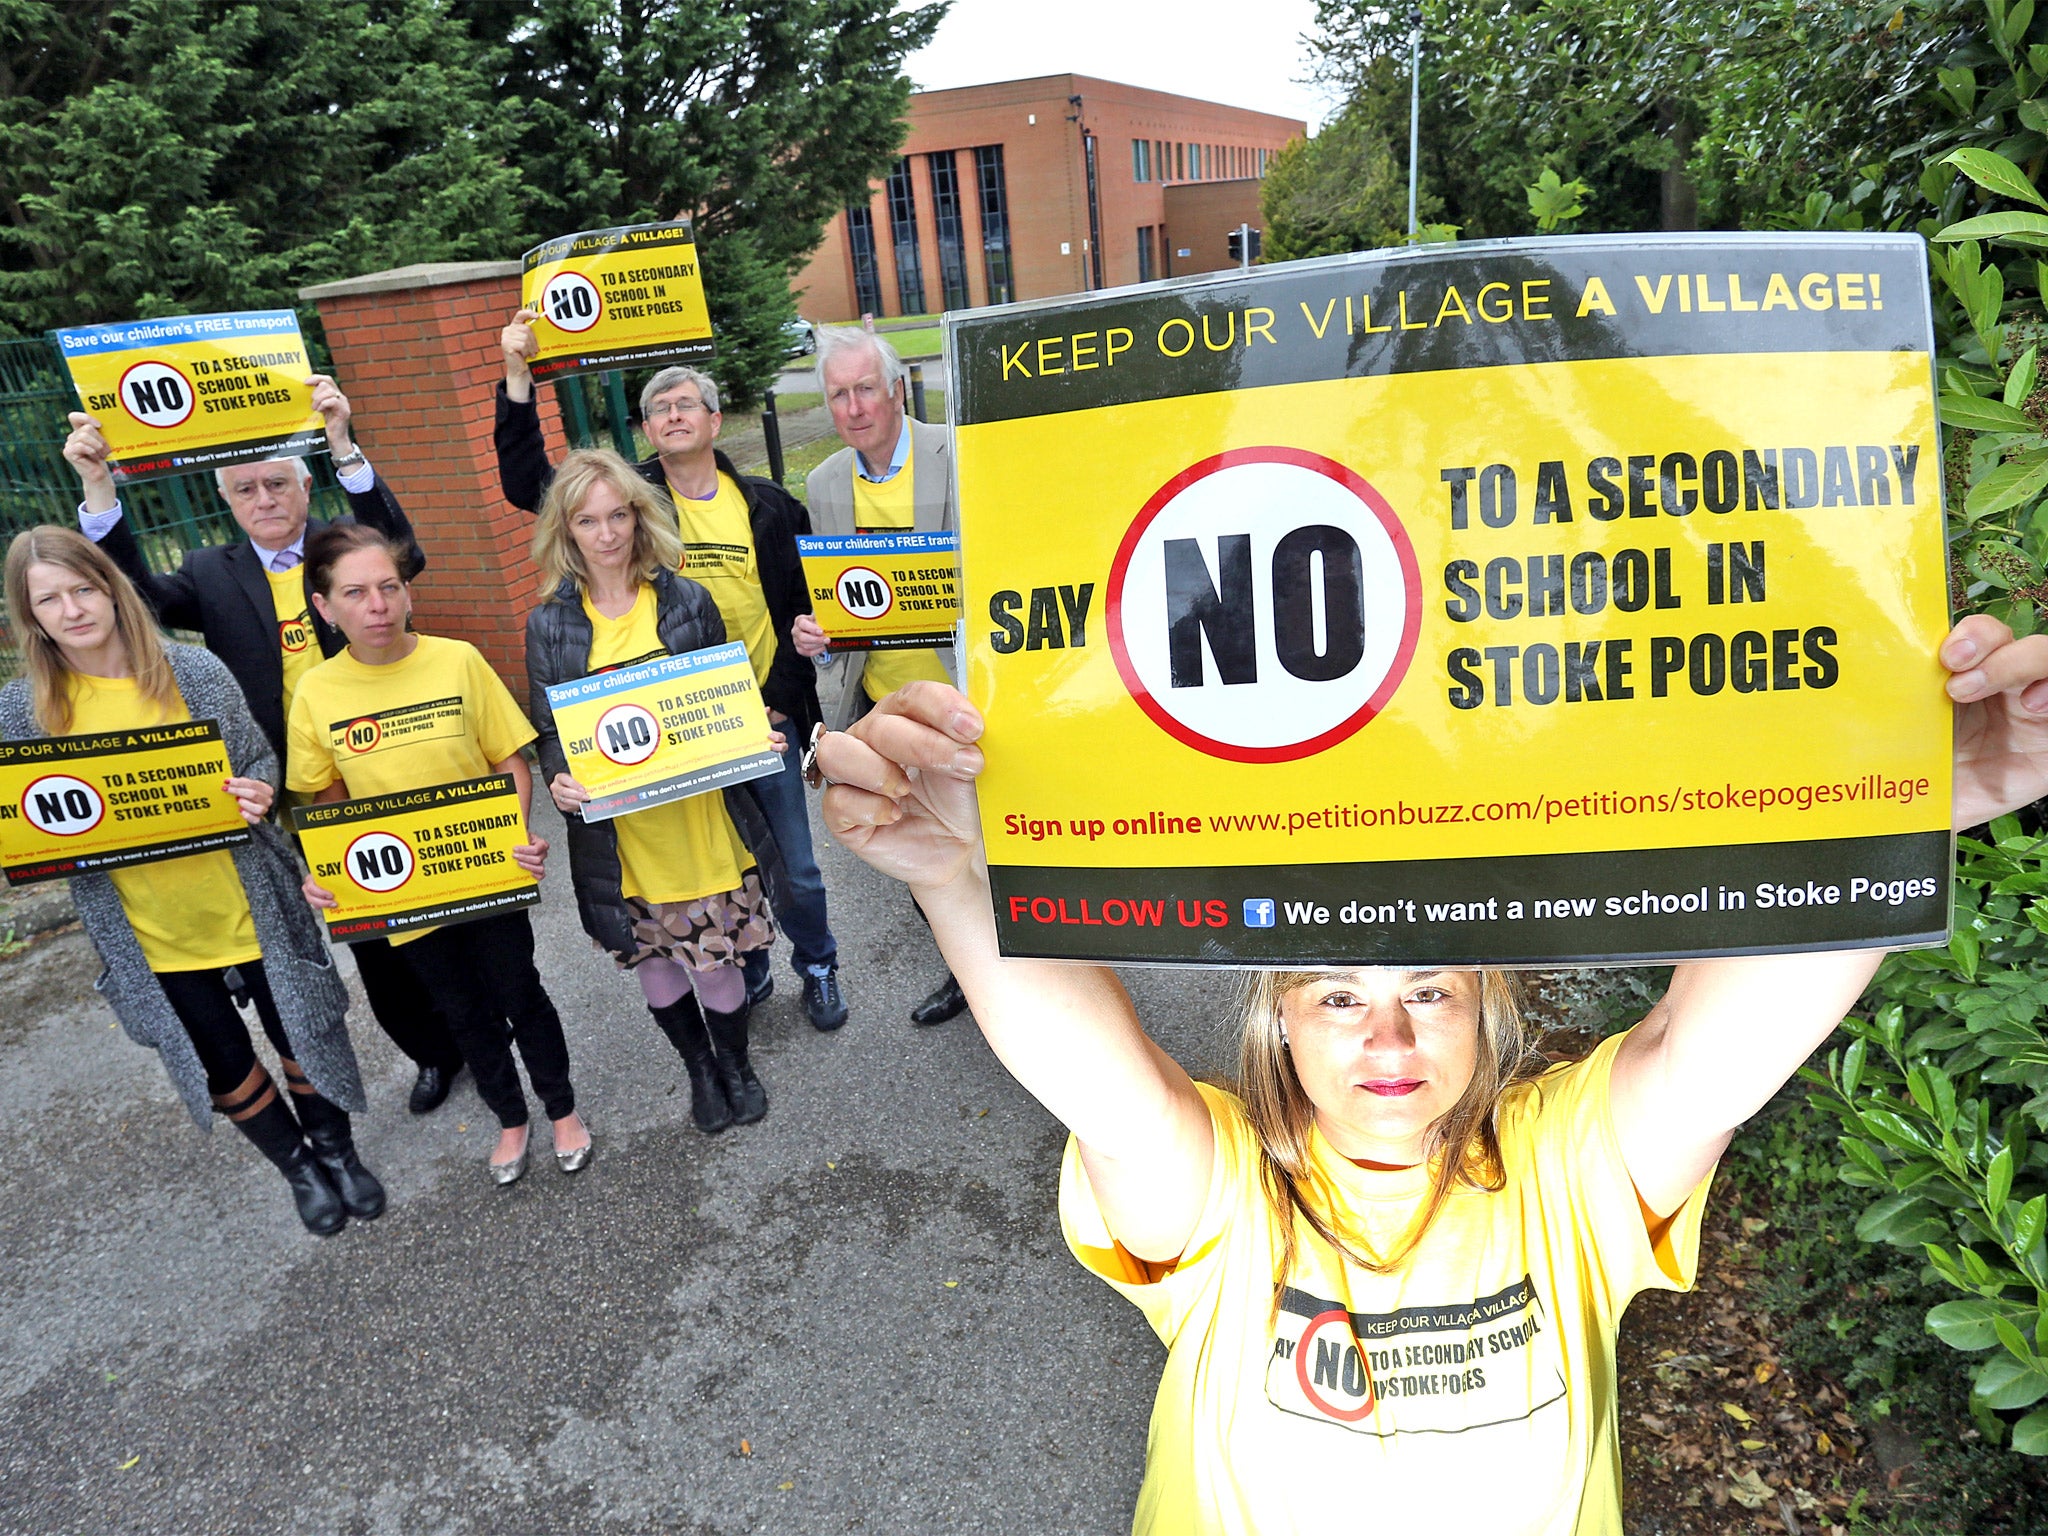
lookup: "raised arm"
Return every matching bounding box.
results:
[494,309,554,513]
[1612,613,2048,1215]
[64,412,202,630]
[818,683,1214,1263]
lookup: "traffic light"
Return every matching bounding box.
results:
[1226,227,1264,264]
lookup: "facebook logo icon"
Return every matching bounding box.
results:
[1243,898,1276,928]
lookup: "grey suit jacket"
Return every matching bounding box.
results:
[805,417,957,729]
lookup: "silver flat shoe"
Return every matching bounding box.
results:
[489,1137,529,1186]
[556,1132,594,1174]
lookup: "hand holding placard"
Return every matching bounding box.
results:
[62,412,116,514]
[1945,613,2048,828]
[818,681,986,892]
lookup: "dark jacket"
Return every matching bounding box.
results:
[526,567,779,963]
[97,473,423,767]
[494,383,822,738]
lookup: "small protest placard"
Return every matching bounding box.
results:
[56,310,323,482]
[950,234,1953,966]
[798,531,960,651]
[0,721,248,885]
[293,776,538,942]
[521,221,714,383]
[545,641,780,822]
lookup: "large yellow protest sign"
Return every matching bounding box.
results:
[950,235,1952,965]
[293,777,537,942]
[798,532,960,650]
[545,641,781,822]
[56,310,322,482]
[0,721,248,884]
[521,222,714,383]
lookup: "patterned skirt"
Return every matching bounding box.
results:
[622,870,775,970]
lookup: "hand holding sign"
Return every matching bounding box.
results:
[501,307,541,400]
[819,681,986,892]
[306,373,356,459]
[223,775,274,824]
[62,411,116,514]
[1944,614,2048,828]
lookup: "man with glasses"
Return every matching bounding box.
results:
[64,377,470,1113]
[494,310,847,1033]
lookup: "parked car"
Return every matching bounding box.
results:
[783,318,816,356]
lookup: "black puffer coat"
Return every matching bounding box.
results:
[526,568,783,962]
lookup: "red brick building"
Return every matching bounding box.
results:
[795,74,1305,321]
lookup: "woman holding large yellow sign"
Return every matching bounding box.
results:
[811,620,2048,1536]
[524,450,776,1135]
[0,527,380,1237]
[288,523,589,1185]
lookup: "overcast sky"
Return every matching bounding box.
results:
[903,0,1335,132]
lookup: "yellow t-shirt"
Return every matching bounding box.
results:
[1059,1033,1709,1536]
[669,472,778,692]
[265,563,319,731]
[66,674,261,973]
[852,455,953,701]
[580,584,752,905]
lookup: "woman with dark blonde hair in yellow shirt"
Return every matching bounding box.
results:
[0,526,381,1236]
[811,617,2048,1535]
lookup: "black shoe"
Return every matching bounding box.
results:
[743,951,774,1008]
[803,968,848,1032]
[231,1096,347,1236]
[703,1003,768,1125]
[911,974,968,1027]
[293,1093,388,1220]
[407,1062,459,1115]
[649,998,732,1134]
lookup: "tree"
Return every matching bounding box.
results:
[1259,60,1428,261]
[0,0,529,341]
[455,0,947,407]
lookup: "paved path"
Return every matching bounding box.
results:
[0,752,1230,1535]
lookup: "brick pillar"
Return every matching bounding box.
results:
[300,261,572,699]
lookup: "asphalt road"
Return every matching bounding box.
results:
[0,749,1237,1535]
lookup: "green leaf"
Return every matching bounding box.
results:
[1942,392,2039,431]
[2017,1193,2048,1254]
[1953,926,1987,977]
[1938,211,2048,245]
[2012,0,2038,48]
[2010,344,2041,407]
[1858,1191,1948,1245]
[1991,1144,2017,1216]
[1979,1352,2048,1409]
[1945,148,2048,212]
[1930,1297,2023,1349]
[2013,1405,2048,1454]
[1941,65,1980,115]
[1843,1036,1869,1098]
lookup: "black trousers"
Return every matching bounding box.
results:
[400,912,575,1128]
[155,960,294,1095]
[352,935,465,1074]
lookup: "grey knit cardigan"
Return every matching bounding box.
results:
[0,643,363,1128]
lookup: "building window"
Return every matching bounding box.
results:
[1137,226,1156,283]
[846,204,883,317]
[885,157,926,315]
[1132,138,1151,182]
[1156,140,1167,180]
[927,151,971,310]
[973,144,1013,305]
[1175,142,1185,180]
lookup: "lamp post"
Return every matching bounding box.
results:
[1407,5,1423,240]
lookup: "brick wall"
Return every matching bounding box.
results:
[302,261,570,700]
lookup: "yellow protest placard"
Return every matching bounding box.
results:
[56,310,322,482]
[292,776,537,943]
[545,641,781,822]
[0,721,248,885]
[798,532,960,650]
[950,235,1952,966]
[521,222,714,383]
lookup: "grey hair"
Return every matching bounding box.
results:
[640,365,720,418]
[214,456,312,496]
[814,326,905,396]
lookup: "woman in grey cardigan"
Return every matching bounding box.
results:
[1,526,378,1235]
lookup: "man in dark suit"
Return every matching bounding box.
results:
[63,378,468,1113]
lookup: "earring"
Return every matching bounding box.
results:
[1278,1018,1290,1048]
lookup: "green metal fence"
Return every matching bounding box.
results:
[0,333,351,680]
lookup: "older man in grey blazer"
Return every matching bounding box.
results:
[795,327,965,1026]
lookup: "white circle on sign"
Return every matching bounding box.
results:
[595,701,661,766]
[21,775,105,837]
[116,361,195,429]
[835,564,895,621]
[541,271,603,333]
[1106,447,1421,764]
[342,831,415,893]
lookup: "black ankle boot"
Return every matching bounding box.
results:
[703,1001,767,1125]
[231,1097,347,1236]
[290,1092,388,1219]
[650,997,732,1133]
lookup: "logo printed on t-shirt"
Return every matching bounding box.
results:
[330,696,466,757]
[279,613,312,654]
[1262,1276,1566,1437]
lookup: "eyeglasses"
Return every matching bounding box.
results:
[645,397,710,419]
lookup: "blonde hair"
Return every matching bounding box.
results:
[1236,969,1534,1290]
[3,526,179,734]
[533,449,683,590]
